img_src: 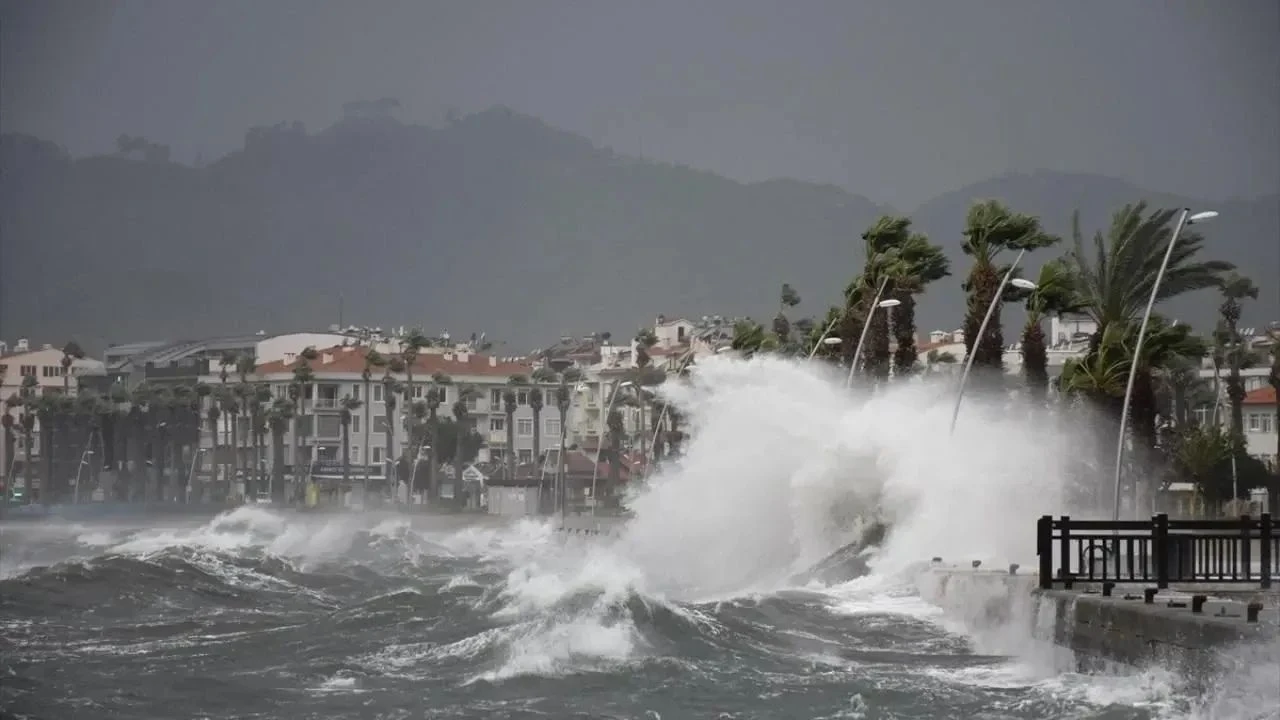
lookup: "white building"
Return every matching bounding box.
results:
[1,342,106,483]
[1242,386,1277,470]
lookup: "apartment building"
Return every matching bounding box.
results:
[0,341,105,483]
[1242,386,1278,470]
[205,344,566,483]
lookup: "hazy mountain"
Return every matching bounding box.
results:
[2,108,1275,353]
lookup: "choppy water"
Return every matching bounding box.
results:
[2,356,1276,720]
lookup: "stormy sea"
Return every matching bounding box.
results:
[2,356,1276,720]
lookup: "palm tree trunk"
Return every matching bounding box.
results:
[557,407,568,514]
[865,308,891,381]
[341,422,350,492]
[506,410,515,479]
[428,410,439,502]
[384,402,394,501]
[963,260,1005,373]
[532,408,541,473]
[362,379,371,488]
[1022,319,1049,402]
[891,291,919,377]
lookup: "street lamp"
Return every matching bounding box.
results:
[589,379,633,518]
[73,449,94,504]
[948,262,1039,435]
[844,277,903,388]
[186,448,206,504]
[1111,208,1217,521]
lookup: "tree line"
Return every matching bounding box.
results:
[728,200,1280,510]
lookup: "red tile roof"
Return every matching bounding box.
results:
[1243,386,1276,405]
[255,345,533,378]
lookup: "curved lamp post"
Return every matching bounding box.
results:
[186,447,206,504]
[947,253,1037,434]
[590,380,633,517]
[808,318,844,360]
[73,448,94,504]
[1111,208,1217,521]
[844,279,902,388]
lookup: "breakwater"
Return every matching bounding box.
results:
[917,562,1279,691]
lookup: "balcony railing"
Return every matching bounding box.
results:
[312,398,339,410]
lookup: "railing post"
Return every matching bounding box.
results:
[1154,513,1169,590]
[1241,514,1253,582]
[1037,515,1052,589]
[1058,515,1071,588]
[1260,513,1273,590]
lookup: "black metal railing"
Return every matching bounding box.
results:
[1037,513,1275,590]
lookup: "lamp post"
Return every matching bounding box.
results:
[1111,208,1218,521]
[808,318,844,360]
[646,345,729,467]
[844,277,902,388]
[186,447,206,504]
[73,448,94,504]
[947,250,1038,434]
[590,379,633,518]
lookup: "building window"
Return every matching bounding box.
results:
[490,389,503,408]
[519,449,533,463]
[517,419,534,437]
[20,365,36,377]
[1193,407,1210,427]
[351,415,360,433]
[351,385,360,400]
[489,416,505,432]
[373,384,383,402]
[1248,413,1261,432]
[373,416,389,434]
[317,415,341,438]
[350,446,360,463]
[41,366,64,378]
[545,418,561,437]
[466,394,478,411]
[412,385,425,399]
[372,447,383,464]
[517,390,529,406]
[1259,414,1274,434]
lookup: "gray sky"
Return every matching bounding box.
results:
[3,0,1278,209]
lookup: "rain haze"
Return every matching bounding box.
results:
[0,0,1277,344]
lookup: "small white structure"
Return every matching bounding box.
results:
[487,486,539,516]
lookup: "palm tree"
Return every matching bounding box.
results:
[3,395,20,495]
[1067,202,1233,349]
[1216,272,1259,440]
[502,380,519,481]
[339,395,363,494]
[19,377,38,503]
[399,329,429,414]
[960,200,1059,373]
[361,348,385,488]
[452,385,478,508]
[381,359,403,497]
[604,407,625,509]
[1020,258,1080,401]
[291,347,319,498]
[266,398,294,503]
[426,372,450,502]
[60,341,85,395]
[1171,424,1232,510]
[553,370,577,513]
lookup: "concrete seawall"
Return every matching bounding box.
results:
[917,564,1279,689]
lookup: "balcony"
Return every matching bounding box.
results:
[312,397,339,410]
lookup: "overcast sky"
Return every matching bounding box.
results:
[3,0,1278,209]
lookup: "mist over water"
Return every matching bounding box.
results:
[2,355,1274,719]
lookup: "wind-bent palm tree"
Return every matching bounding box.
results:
[1216,272,1259,440]
[604,407,625,509]
[235,355,256,493]
[399,329,429,417]
[1020,258,1080,402]
[1067,202,1233,350]
[361,349,385,487]
[340,395,363,494]
[960,200,1059,373]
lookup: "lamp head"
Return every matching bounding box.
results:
[1009,278,1038,291]
[1188,210,1218,223]
[877,299,902,308]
